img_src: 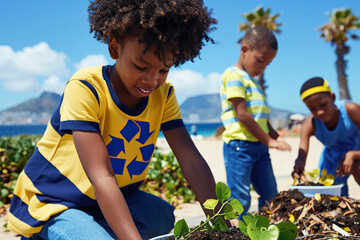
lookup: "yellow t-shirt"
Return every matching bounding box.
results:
[8,65,183,237]
[220,66,269,143]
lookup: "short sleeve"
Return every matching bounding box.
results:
[59,80,101,133]
[160,85,184,131]
[224,71,246,100]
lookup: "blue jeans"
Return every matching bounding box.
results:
[223,140,277,217]
[21,189,174,240]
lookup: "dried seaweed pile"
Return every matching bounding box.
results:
[256,189,360,239]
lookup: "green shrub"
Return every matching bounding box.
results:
[0,135,40,206]
[0,135,194,208]
[141,148,195,206]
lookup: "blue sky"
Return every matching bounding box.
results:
[1,0,360,114]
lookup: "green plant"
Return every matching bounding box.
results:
[173,182,297,240]
[238,213,297,240]
[174,181,243,239]
[140,148,195,206]
[0,135,40,206]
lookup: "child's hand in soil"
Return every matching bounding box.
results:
[336,152,355,177]
[292,158,308,184]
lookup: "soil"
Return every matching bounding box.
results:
[296,182,324,186]
[256,189,360,239]
[164,227,250,240]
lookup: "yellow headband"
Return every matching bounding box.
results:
[300,80,331,100]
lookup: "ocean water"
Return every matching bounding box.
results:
[0,124,47,137]
[0,123,223,138]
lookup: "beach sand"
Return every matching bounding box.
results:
[157,136,360,226]
[1,136,359,238]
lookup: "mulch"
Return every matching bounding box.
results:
[256,189,360,239]
[165,189,360,239]
[164,227,250,240]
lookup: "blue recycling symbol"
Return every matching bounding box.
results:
[106,120,154,179]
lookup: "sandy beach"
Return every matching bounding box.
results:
[157,136,360,225]
[1,136,359,239]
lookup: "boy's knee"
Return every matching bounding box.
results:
[138,206,175,239]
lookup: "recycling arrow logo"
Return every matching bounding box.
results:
[106,120,154,179]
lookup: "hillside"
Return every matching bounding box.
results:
[180,94,222,123]
[0,92,296,127]
[0,92,61,124]
[180,93,295,128]
[6,92,61,114]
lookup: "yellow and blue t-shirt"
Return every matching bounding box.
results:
[220,66,269,143]
[7,65,184,237]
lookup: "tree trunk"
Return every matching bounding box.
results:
[335,45,351,100]
[258,72,267,96]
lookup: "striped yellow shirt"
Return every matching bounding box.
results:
[220,67,269,143]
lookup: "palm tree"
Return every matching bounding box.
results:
[318,8,360,100]
[238,6,282,96]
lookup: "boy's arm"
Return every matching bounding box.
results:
[346,101,360,130]
[292,116,314,182]
[336,102,360,176]
[268,120,291,150]
[231,97,290,150]
[163,126,218,217]
[267,121,279,140]
[73,131,142,240]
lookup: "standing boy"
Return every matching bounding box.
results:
[292,77,360,196]
[220,26,291,216]
[7,0,218,239]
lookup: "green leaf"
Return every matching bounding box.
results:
[229,199,244,216]
[215,181,231,204]
[0,188,9,198]
[248,224,280,240]
[174,219,189,239]
[203,199,218,210]
[238,220,248,235]
[212,217,229,232]
[277,221,298,240]
[223,200,243,220]
[223,204,236,220]
[243,215,255,226]
[254,215,270,229]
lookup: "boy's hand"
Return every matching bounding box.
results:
[292,158,307,183]
[268,137,291,151]
[336,152,355,177]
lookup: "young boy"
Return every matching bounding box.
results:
[220,26,291,217]
[292,77,360,196]
[7,1,218,239]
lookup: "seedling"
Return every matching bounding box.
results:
[174,181,243,239]
[173,182,297,240]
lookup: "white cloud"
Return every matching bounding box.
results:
[0,42,69,93]
[2,77,39,93]
[42,75,66,94]
[167,69,222,103]
[75,54,108,70]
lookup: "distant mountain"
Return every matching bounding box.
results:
[180,94,222,123]
[0,91,296,127]
[180,93,296,128]
[0,92,61,124]
[4,92,61,114]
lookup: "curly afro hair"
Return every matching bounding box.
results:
[88,0,217,67]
